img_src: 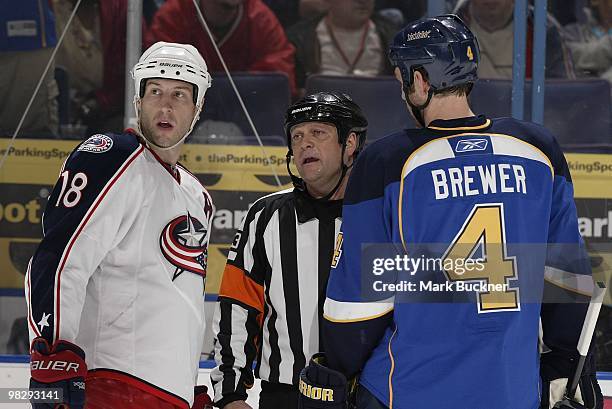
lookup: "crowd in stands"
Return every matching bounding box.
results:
[0,0,610,139]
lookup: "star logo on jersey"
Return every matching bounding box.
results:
[160,213,208,281]
[455,138,488,153]
[37,312,51,332]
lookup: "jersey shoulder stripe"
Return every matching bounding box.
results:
[489,118,569,179]
[28,132,145,343]
[52,143,144,341]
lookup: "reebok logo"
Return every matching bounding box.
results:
[455,139,488,152]
[406,30,431,41]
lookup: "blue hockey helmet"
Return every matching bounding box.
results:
[389,14,479,91]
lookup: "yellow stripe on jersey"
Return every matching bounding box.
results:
[323,297,394,323]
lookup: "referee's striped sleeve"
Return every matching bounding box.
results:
[211,201,267,406]
[212,187,341,398]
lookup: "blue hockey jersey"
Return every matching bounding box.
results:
[323,115,591,409]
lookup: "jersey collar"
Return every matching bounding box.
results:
[427,115,491,132]
[141,139,182,184]
[294,189,342,223]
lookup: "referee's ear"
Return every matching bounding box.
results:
[344,132,358,165]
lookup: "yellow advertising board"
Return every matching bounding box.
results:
[0,139,611,301]
[0,139,293,295]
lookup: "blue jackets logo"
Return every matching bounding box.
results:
[455,139,488,153]
[160,213,208,280]
[77,134,113,153]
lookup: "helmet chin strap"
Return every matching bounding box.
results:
[286,144,352,202]
[286,150,306,191]
[405,84,434,128]
[133,97,203,152]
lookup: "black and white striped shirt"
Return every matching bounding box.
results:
[210,188,342,406]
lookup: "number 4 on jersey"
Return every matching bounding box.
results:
[442,203,520,313]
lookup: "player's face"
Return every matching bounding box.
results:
[290,122,344,193]
[138,78,197,149]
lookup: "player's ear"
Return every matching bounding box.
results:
[413,70,430,96]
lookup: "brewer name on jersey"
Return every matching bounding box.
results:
[431,163,527,200]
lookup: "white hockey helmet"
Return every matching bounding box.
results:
[132,42,212,149]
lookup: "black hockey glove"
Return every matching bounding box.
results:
[540,351,603,409]
[298,353,352,409]
[29,337,87,409]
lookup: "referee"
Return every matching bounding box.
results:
[210,92,368,409]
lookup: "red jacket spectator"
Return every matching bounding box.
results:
[149,0,296,93]
[97,0,137,114]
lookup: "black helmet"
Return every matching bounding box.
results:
[283,92,368,199]
[284,92,368,155]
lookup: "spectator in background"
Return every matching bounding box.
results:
[0,0,59,137]
[549,0,578,26]
[454,0,575,79]
[149,0,297,94]
[264,0,330,28]
[287,0,397,93]
[563,0,612,85]
[143,0,165,24]
[53,0,150,136]
[375,0,427,27]
[266,0,411,32]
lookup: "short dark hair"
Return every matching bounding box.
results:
[435,83,474,97]
[410,67,473,97]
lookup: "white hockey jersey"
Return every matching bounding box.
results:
[25,131,214,407]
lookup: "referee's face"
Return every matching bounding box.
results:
[290,122,344,196]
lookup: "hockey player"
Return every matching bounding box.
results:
[210,92,367,409]
[26,42,215,408]
[300,15,604,409]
